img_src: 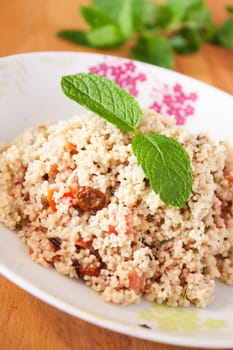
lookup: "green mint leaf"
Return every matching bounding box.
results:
[93,0,122,18]
[132,32,174,68]
[184,7,211,25]
[117,0,134,39]
[201,22,217,41]
[61,73,142,132]
[132,0,145,31]
[93,0,133,39]
[86,24,125,48]
[217,18,233,49]
[132,132,192,207]
[142,2,174,31]
[162,0,206,32]
[143,1,161,28]
[80,5,114,28]
[166,0,203,19]
[170,34,189,51]
[154,5,175,30]
[180,7,216,42]
[171,28,201,54]
[56,30,90,46]
[183,7,215,40]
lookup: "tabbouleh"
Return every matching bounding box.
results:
[0,110,232,307]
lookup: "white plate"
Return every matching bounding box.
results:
[0,52,233,349]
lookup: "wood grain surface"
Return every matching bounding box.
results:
[0,1,232,350]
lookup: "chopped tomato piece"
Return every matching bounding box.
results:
[226,175,233,183]
[28,247,34,255]
[62,186,77,199]
[75,237,93,250]
[48,185,77,212]
[77,261,101,277]
[48,187,58,212]
[63,185,82,208]
[128,270,145,294]
[108,225,118,235]
[64,142,77,155]
[50,163,58,176]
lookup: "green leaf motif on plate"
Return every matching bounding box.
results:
[139,304,228,332]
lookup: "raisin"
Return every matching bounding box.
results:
[77,186,106,211]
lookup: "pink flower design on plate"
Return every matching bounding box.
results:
[150,83,198,125]
[89,58,198,125]
[89,60,147,97]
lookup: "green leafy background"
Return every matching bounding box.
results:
[57,0,233,69]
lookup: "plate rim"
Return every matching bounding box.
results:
[0,50,233,349]
[0,50,232,99]
[1,262,233,349]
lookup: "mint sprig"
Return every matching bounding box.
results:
[61,73,192,207]
[132,133,192,207]
[57,0,233,69]
[61,73,142,133]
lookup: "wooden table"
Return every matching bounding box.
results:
[0,1,232,349]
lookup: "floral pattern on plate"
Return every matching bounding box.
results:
[89,57,198,125]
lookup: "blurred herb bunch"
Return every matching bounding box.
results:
[57,0,233,69]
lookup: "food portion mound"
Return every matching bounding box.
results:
[0,110,233,307]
